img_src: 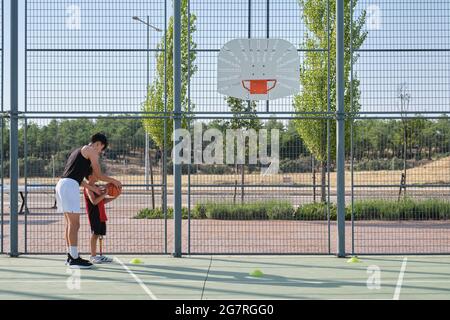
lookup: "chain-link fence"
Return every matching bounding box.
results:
[1,0,449,256]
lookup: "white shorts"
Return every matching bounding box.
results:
[55,178,82,214]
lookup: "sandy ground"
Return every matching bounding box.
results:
[5,155,450,188]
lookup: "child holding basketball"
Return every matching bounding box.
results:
[83,168,120,264]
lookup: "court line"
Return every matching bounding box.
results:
[200,255,213,300]
[114,257,158,300]
[393,257,408,300]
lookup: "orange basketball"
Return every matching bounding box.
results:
[106,183,121,197]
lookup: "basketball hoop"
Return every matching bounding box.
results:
[242,79,277,95]
[217,38,299,101]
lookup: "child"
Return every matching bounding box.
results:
[83,168,118,264]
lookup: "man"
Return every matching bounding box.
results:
[56,133,122,268]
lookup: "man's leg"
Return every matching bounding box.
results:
[65,212,80,258]
[90,234,98,257]
[64,215,70,251]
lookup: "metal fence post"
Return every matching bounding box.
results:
[9,0,19,257]
[336,0,346,258]
[173,0,182,258]
[1,0,4,255]
[187,0,191,255]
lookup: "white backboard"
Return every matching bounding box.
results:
[217,38,300,101]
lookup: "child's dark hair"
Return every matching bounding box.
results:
[85,166,93,180]
[91,132,108,151]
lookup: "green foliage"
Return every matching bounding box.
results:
[280,157,314,173]
[293,0,367,162]
[353,158,414,171]
[266,201,296,220]
[0,117,146,177]
[193,201,295,220]
[142,0,197,149]
[135,207,191,219]
[136,199,450,221]
[353,117,450,161]
[351,199,450,220]
[225,97,262,131]
[295,202,337,220]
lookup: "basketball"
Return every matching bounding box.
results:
[106,183,121,197]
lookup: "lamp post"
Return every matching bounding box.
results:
[132,16,162,193]
[398,84,410,200]
[52,155,55,179]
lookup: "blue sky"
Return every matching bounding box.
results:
[1,0,449,118]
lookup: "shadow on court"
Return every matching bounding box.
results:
[1,255,450,299]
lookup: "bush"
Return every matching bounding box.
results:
[199,202,269,220]
[266,201,296,220]
[280,157,313,173]
[350,198,450,220]
[353,158,408,171]
[135,207,191,219]
[295,202,337,220]
[196,164,234,175]
[136,199,450,221]
[193,201,295,220]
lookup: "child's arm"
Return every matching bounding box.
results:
[87,189,107,206]
[81,180,103,195]
[103,197,117,205]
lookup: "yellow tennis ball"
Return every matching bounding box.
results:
[130,258,143,264]
[250,269,264,277]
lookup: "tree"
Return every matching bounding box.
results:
[224,97,262,203]
[142,0,197,208]
[293,0,367,202]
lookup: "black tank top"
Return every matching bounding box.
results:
[61,147,92,185]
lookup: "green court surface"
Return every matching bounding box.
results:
[0,255,449,300]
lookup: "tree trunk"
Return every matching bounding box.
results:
[150,152,155,209]
[403,126,407,198]
[233,180,237,204]
[233,162,238,204]
[428,142,432,160]
[241,164,245,204]
[312,156,316,203]
[321,160,326,203]
[160,147,165,211]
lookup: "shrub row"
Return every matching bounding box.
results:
[135,199,450,221]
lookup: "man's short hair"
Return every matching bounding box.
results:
[91,132,108,150]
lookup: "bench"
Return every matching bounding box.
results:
[2,185,56,214]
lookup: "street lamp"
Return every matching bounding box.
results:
[132,16,162,192]
[398,83,411,200]
[132,16,163,32]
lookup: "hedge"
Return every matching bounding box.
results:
[135,199,450,221]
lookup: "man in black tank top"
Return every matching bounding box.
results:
[56,133,122,269]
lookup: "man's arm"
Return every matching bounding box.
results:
[83,147,122,189]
